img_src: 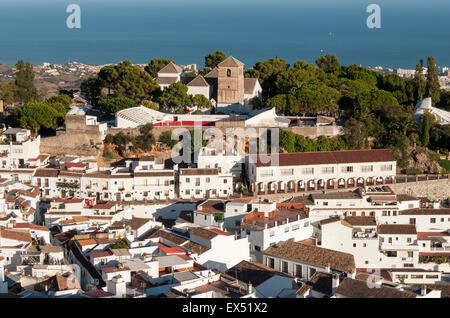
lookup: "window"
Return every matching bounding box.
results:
[309,268,316,277]
[185,178,190,183]
[304,222,309,227]
[426,275,439,279]
[380,164,393,171]
[195,178,200,186]
[284,227,289,233]
[292,225,300,231]
[206,177,210,183]
[269,231,274,237]
[361,165,373,172]
[302,168,314,174]
[322,167,334,174]
[223,179,228,184]
[281,168,294,176]
[341,166,353,173]
[407,252,413,258]
[407,238,412,243]
[281,261,289,273]
[254,245,261,252]
[186,190,190,195]
[431,218,436,223]
[227,69,232,77]
[295,264,302,277]
[411,275,424,279]
[261,169,273,177]
[353,243,357,247]
[267,258,275,268]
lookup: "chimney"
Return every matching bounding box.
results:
[325,263,331,273]
[247,283,254,294]
[421,286,427,296]
[332,273,340,293]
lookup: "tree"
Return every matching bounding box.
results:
[112,61,160,101]
[413,60,426,101]
[17,102,64,132]
[426,56,441,104]
[97,94,136,113]
[141,100,158,110]
[248,57,289,99]
[80,76,104,104]
[46,94,72,112]
[316,54,341,73]
[158,82,192,111]
[192,94,211,109]
[0,81,18,105]
[15,60,40,103]
[144,58,175,78]
[343,118,366,149]
[98,64,119,95]
[418,112,436,148]
[204,51,227,69]
[159,130,178,148]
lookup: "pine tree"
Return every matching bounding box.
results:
[425,56,441,105]
[15,60,40,103]
[413,60,425,101]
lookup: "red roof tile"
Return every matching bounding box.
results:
[256,149,395,167]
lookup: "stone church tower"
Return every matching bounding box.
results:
[217,56,245,105]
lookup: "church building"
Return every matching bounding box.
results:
[155,56,262,113]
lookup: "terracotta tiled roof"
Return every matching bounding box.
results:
[204,67,219,78]
[187,75,209,87]
[134,171,173,177]
[158,62,182,74]
[343,216,377,227]
[33,169,59,178]
[256,149,396,167]
[244,78,259,94]
[0,226,32,243]
[377,224,417,235]
[77,238,97,247]
[149,230,187,245]
[264,241,355,273]
[335,278,416,298]
[218,56,244,68]
[297,272,334,296]
[179,168,219,176]
[225,260,277,286]
[182,241,210,255]
[399,208,450,215]
[417,231,450,241]
[189,228,218,240]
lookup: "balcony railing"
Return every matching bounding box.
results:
[56,182,80,189]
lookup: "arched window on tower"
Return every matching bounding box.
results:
[227,69,231,77]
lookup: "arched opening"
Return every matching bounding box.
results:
[347,178,355,188]
[356,177,365,186]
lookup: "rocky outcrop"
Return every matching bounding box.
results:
[407,147,442,174]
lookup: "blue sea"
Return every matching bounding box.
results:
[0,0,449,69]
